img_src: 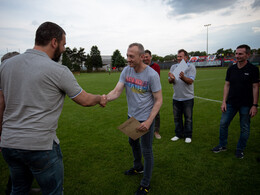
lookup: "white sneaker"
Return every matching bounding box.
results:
[171,136,179,141]
[185,138,192,143]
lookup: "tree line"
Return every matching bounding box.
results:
[62,46,260,72]
[62,46,125,72]
[153,48,260,62]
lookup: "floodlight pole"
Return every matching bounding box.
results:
[204,24,211,55]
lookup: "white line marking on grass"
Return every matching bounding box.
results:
[194,96,221,103]
[194,96,260,109]
[195,78,223,82]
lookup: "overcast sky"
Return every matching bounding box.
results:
[0,0,259,57]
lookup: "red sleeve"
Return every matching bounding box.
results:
[154,63,160,77]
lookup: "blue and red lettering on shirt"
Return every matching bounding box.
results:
[125,76,149,93]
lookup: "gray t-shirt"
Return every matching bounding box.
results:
[119,65,161,121]
[170,63,196,101]
[0,49,82,150]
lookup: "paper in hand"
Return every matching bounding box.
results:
[117,117,148,140]
[172,59,188,80]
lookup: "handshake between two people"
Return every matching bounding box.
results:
[99,94,108,107]
[98,94,151,132]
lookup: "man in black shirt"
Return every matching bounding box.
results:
[212,44,259,159]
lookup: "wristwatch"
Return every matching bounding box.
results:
[253,104,258,107]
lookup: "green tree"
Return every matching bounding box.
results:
[90,46,103,70]
[71,48,80,71]
[215,48,234,58]
[76,47,87,70]
[189,51,207,56]
[62,48,72,70]
[111,49,121,67]
[62,47,86,71]
[114,55,126,68]
[163,54,176,62]
[216,48,224,54]
[84,54,92,72]
[112,49,126,68]
[251,48,260,54]
[201,51,207,56]
[224,48,233,57]
[71,47,87,71]
[152,54,164,62]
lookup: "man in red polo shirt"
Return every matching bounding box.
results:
[144,50,161,139]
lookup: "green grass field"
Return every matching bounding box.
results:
[1,68,260,194]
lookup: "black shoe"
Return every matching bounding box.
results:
[211,145,227,153]
[124,167,143,175]
[135,185,150,195]
[235,150,244,159]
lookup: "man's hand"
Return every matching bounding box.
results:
[137,121,151,132]
[221,102,227,112]
[178,71,194,85]
[168,72,175,80]
[100,95,107,107]
[179,71,184,80]
[168,72,175,84]
[249,106,258,118]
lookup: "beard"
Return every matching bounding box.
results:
[143,60,150,65]
[52,46,62,62]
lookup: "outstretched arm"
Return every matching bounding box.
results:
[106,82,125,102]
[72,90,106,107]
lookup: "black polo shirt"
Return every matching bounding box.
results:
[226,61,259,107]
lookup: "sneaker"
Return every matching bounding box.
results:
[154,132,161,139]
[135,185,150,195]
[124,167,143,175]
[235,150,244,159]
[171,136,179,141]
[185,138,192,143]
[211,145,227,153]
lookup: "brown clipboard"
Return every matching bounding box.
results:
[117,117,149,140]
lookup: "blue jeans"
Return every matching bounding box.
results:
[2,142,64,195]
[219,104,251,151]
[128,119,155,187]
[172,99,194,138]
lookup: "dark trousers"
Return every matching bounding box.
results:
[2,142,64,195]
[173,99,194,138]
[128,120,155,187]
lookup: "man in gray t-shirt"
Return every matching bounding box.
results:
[106,43,162,194]
[0,22,106,195]
[168,49,196,144]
